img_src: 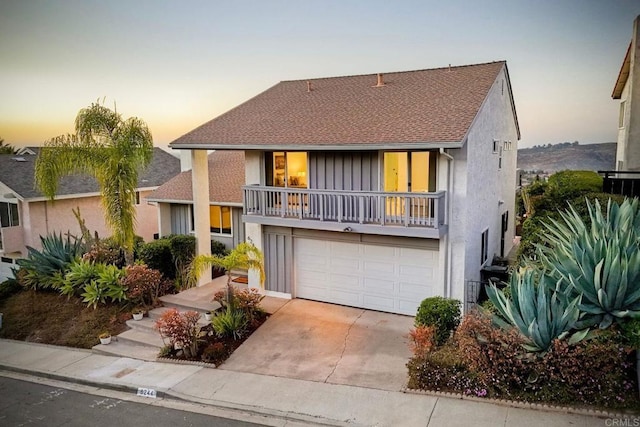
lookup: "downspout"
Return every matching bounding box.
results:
[440,147,454,298]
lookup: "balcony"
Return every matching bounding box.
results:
[600,171,640,198]
[243,186,447,238]
[0,225,24,254]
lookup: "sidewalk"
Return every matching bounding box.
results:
[0,339,619,426]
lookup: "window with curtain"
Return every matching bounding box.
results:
[210,205,232,235]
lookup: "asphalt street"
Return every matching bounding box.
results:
[0,376,266,427]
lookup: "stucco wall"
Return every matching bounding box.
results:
[448,66,519,303]
[617,79,630,170]
[19,190,160,253]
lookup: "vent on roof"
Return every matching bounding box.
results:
[11,157,26,162]
[306,80,313,92]
[374,73,385,87]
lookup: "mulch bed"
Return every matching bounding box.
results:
[159,311,268,367]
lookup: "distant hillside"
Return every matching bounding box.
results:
[517,142,616,173]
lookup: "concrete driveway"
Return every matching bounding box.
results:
[220,299,415,391]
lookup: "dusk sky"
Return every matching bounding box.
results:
[2,0,640,149]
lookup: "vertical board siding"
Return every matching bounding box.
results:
[232,207,245,247]
[309,151,378,191]
[264,230,292,293]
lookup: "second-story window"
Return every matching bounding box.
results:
[0,202,19,228]
[383,151,436,192]
[271,152,308,188]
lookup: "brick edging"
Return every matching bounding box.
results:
[402,386,640,419]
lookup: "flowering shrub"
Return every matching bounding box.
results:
[155,308,201,358]
[122,264,164,306]
[407,310,639,409]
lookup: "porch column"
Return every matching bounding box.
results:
[191,149,212,286]
[244,151,263,290]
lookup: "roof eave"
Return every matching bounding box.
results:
[144,198,243,207]
[613,42,632,99]
[169,141,464,151]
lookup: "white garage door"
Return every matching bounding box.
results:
[294,238,438,316]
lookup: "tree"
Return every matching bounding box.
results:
[0,137,16,154]
[34,102,153,262]
[189,241,265,302]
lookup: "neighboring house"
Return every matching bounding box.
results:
[146,150,246,249]
[613,15,640,171]
[170,61,520,315]
[0,147,180,281]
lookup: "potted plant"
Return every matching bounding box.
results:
[99,332,111,345]
[132,308,144,321]
[204,311,212,321]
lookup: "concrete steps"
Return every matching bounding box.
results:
[91,288,222,361]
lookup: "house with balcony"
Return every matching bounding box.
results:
[146,150,246,249]
[170,61,520,315]
[0,147,180,281]
[606,14,640,197]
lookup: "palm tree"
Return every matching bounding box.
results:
[0,138,16,154]
[34,102,153,262]
[190,241,265,300]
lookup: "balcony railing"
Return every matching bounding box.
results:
[599,171,640,198]
[243,186,446,232]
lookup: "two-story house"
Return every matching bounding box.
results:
[0,147,181,281]
[170,61,520,315]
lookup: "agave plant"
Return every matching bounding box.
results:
[486,268,586,352]
[16,233,83,290]
[537,198,640,329]
[61,259,101,297]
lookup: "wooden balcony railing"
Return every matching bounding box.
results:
[243,186,446,230]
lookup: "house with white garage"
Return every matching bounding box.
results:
[170,61,520,315]
[0,147,180,281]
[146,150,246,249]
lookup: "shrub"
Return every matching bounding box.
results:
[82,237,124,267]
[79,264,126,308]
[408,310,639,408]
[138,239,174,279]
[169,235,196,290]
[155,308,201,358]
[201,342,227,365]
[213,287,265,326]
[61,259,101,298]
[408,325,436,359]
[407,343,485,395]
[415,297,460,346]
[122,264,164,306]
[0,278,22,301]
[212,307,247,340]
[17,233,83,290]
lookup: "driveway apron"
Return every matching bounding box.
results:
[220,299,415,391]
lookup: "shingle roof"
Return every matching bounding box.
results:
[0,147,180,200]
[147,151,245,205]
[171,61,509,149]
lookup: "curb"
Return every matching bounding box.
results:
[0,365,353,427]
[402,386,640,419]
[0,364,169,399]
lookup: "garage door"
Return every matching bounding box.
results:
[294,238,438,316]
